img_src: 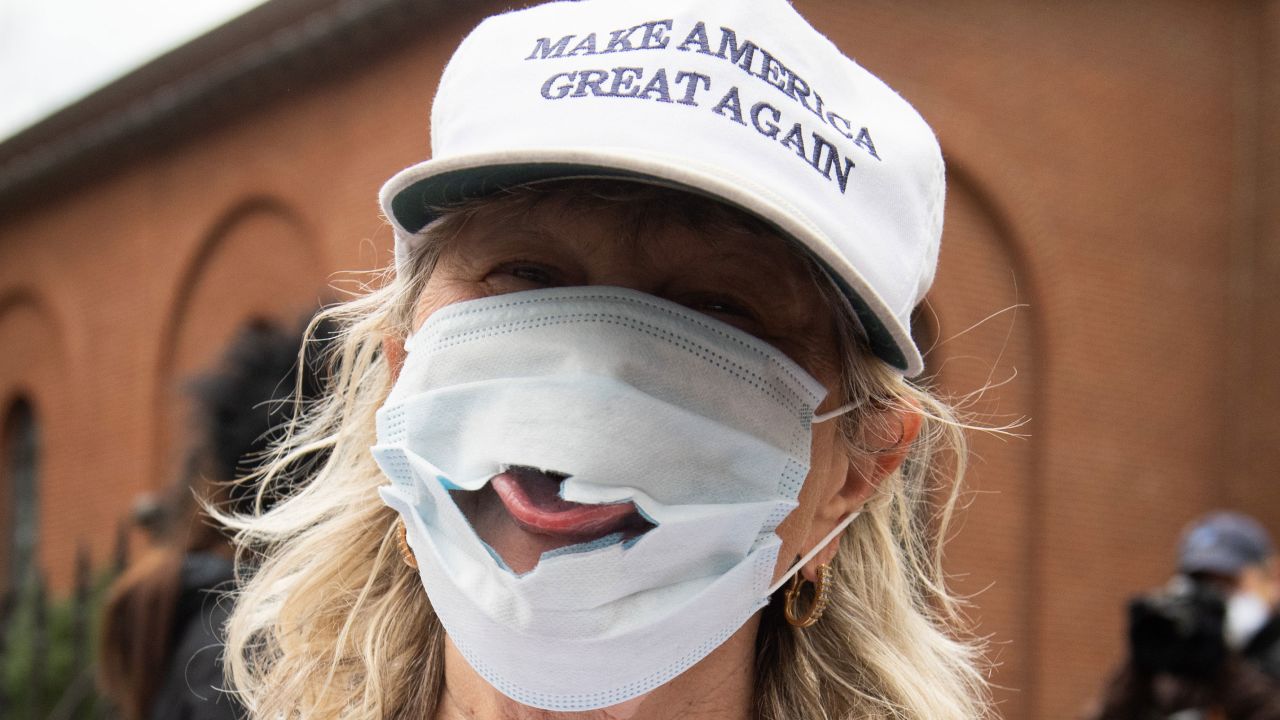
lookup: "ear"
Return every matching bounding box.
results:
[383,335,407,381]
[861,398,924,483]
[800,400,923,581]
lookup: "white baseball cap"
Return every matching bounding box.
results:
[380,0,945,376]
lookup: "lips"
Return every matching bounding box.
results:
[490,465,651,541]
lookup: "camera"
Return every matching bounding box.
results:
[1128,576,1228,678]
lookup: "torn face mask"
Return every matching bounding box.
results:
[373,286,834,711]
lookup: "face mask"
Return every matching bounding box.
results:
[1226,592,1270,649]
[373,286,858,712]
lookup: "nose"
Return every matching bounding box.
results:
[582,254,664,297]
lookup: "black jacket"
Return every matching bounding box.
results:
[148,553,244,720]
[1245,615,1280,683]
[1090,612,1280,720]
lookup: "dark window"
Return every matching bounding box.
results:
[3,398,39,588]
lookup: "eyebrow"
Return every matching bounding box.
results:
[470,222,565,252]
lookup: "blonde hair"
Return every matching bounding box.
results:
[221,183,991,719]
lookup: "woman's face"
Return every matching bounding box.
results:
[405,190,867,580]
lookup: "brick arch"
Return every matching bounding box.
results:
[0,287,70,376]
[921,164,1046,719]
[149,196,329,490]
[0,287,72,587]
[0,289,62,451]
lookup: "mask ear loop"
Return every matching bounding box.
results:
[774,398,865,593]
[813,399,863,424]
[767,510,861,595]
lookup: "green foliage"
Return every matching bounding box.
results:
[1,570,115,719]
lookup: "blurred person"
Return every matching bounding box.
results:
[219,1,1000,719]
[97,318,330,720]
[1089,511,1280,719]
[1180,513,1280,678]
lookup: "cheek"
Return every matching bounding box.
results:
[803,416,850,506]
[771,423,846,571]
[410,275,489,331]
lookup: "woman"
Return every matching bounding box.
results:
[224,0,990,718]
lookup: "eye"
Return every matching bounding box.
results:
[681,292,760,324]
[487,261,563,289]
[697,298,750,317]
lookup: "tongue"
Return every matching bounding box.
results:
[491,467,641,538]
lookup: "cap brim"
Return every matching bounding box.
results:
[380,150,921,375]
[1180,549,1248,576]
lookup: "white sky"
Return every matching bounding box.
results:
[0,0,270,141]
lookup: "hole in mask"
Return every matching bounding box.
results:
[449,464,656,575]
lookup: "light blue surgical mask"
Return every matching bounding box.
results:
[374,286,858,712]
[1226,592,1270,649]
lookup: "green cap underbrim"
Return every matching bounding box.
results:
[388,162,909,373]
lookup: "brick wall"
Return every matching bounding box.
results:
[0,1,1275,716]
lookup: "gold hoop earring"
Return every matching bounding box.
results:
[396,518,418,570]
[784,563,832,628]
